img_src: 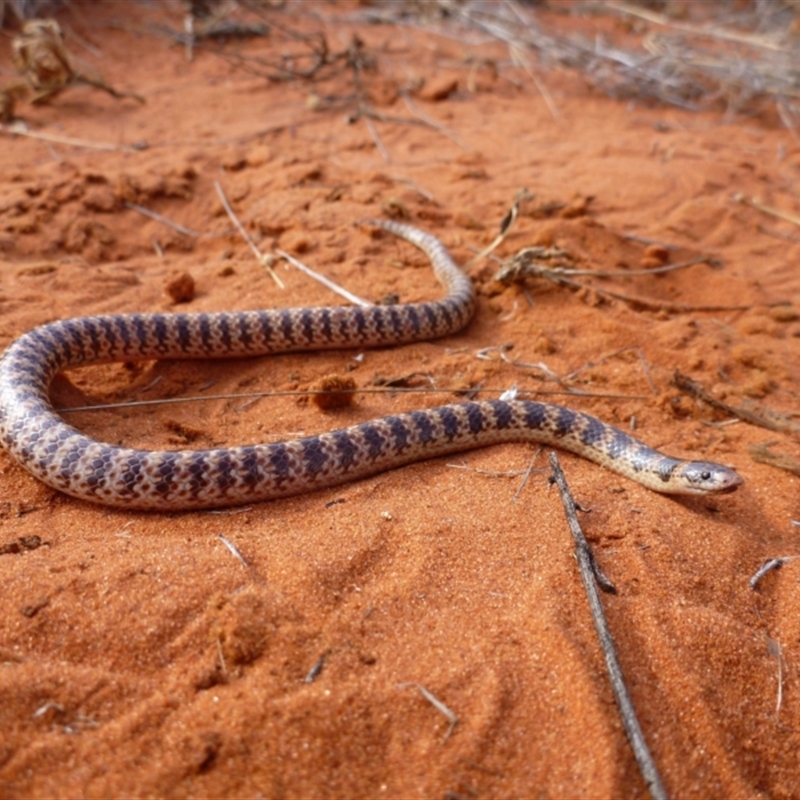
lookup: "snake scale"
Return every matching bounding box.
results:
[0,220,742,510]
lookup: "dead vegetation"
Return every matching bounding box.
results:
[361,0,800,130]
[1,15,143,118]
[4,2,800,134]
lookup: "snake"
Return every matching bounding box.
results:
[0,220,743,510]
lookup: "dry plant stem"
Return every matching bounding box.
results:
[606,1,784,52]
[549,272,749,313]
[511,452,540,503]
[214,180,284,289]
[734,193,800,228]
[548,452,668,800]
[464,200,519,268]
[123,201,198,238]
[217,534,248,567]
[397,682,458,742]
[67,73,145,105]
[150,4,333,84]
[275,249,372,307]
[304,653,326,683]
[350,103,468,153]
[496,256,742,312]
[768,637,784,716]
[542,255,712,279]
[362,113,389,162]
[748,443,800,477]
[446,460,530,478]
[216,636,228,676]
[0,122,145,152]
[775,103,800,147]
[749,556,799,589]
[673,371,800,436]
[55,385,651,415]
[564,346,657,397]
[508,39,561,121]
[399,93,470,150]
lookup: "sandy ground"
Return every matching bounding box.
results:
[0,2,799,798]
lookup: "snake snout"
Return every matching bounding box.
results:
[683,461,744,494]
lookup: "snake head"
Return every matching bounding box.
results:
[679,461,743,494]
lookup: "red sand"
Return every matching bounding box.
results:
[1,3,798,798]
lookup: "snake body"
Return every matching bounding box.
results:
[0,220,742,510]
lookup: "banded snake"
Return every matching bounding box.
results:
[0,220,742,510]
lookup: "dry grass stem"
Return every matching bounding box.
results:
[734,194,800,228]
[464,199,520,268]
[217,534,249,567]
[747,443,800,478]
[0,120,145,151]
[397,682,458,742]
[214,181,285,289]
[749,556,799,589]
[123,201,198,238]
[275,248,372,307]
[370,1,800,130]
[673,371,800,436]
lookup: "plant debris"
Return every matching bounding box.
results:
[7,18,144,109]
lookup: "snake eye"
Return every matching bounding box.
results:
[700,470,711,481]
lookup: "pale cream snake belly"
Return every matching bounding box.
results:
[0,220,742,510]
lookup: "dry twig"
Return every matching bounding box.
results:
[747,442,800,478]
[214,181,284,289]
[496,250,746,313]
[672,371,800,437]
[398,682,458,742]
[548,452,667,800]
[749,556,799,589]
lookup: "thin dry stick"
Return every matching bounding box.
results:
[547,271,750,313]
[214,180,285,289]
[511,451,541,503]
[446,460,530,478]
[749,556,799,589]
[673,371,800,436]
[464,200,520,268]
[362,112,390,162]
[545,255,713,279]
[474,344,651,399]
[123,201,198,238]
[56,384,652,414]
[393,175,436,202]
[495,253,741,311]
[748,443,800,477]
[398,682,458,742]
[636,350,658,397]
[548,452,668,800]
[275,248,372,307]
[767,637,784,716]
[399,93,470,150]
[217,534,249,567]
[608,1,785,52]
[563,346,658,397]
[352,103,468,151]
[734,193,800,228]
[0,122,145,152]
[509,40,561,121]
[216,636,228,677]
[304,653,327,683]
